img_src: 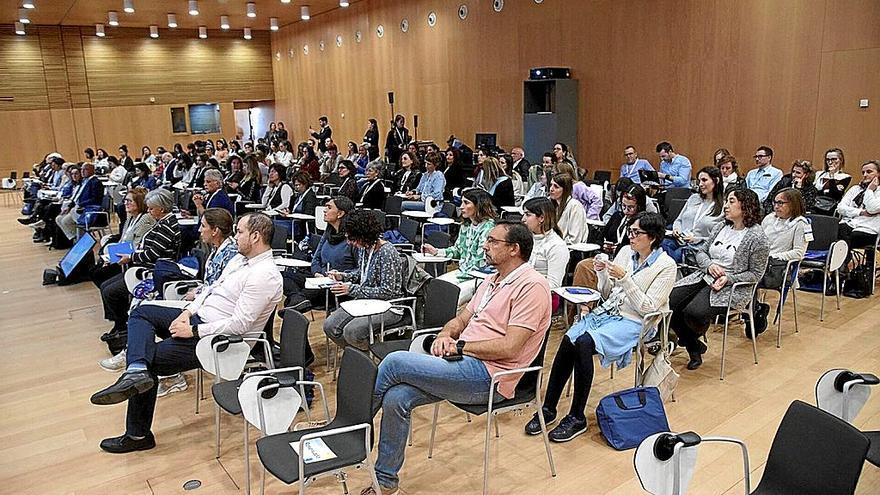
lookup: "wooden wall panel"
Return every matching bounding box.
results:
[82,28,274,108]
[0,27,48,111]
[271,0,878,178]
[61,26,91,108]
[0,110,58,173]
[36,26,71,110]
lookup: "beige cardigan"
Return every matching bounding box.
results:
[596,245,677,323]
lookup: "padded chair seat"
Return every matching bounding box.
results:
[451,384,538,416]
[256,421,369,484]
[799,260,827,269]
[369,339,411,361]
[212,380,244,415]
[866,430,880,467]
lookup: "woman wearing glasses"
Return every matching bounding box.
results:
[813,148,851,216]
[668,189,769,370]
[523,212,676,442]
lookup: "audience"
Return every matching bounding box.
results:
[620,145,654,184]
[401,151,446,211]
[192,170,234,217]
[525,212,675,441]
[261,164,294,211]
[89,213,282,453]
[56,162,103,247]
[813,147,851,216]
[669,189,769,370]
[663,166,725,264]
[368,221,550,495]
[289,171,319,239]
[359,163,387,209]
[392,151,422,195]
[323,210,404,350]
[90,187,156,289]
[310,116,333,153]
[422,188,497,306]
[478,156,515,210]
[522,197,570,289]
[762,160,818,214]
[745,146,783,203]
[656,141,692,187]
[442,148,468,200]
[718,154,745,195]
[549,173,588,244]
[385,114,411,166]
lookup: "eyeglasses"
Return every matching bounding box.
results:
[754,154,769,159]
[624,152,636,156]
[826,157,840,162]
[627,228,648,238]
[773,200,789,206]
[485,236,515,246]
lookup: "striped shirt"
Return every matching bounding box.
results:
[131,213,181,267]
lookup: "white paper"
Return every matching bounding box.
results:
[289,438,338,463]
[305,276,335,289]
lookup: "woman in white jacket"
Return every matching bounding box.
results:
[549,173,588,244]
[522,196,570,289]
[837,160,880,267]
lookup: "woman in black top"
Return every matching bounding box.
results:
[443,148,468,200]
[360,163,387,209]
[392,151,422,194]
[262,164,294,210]
[336,160,359,202]
[385,114,411,166]
[364,118,380,160]
[290,171,319,241]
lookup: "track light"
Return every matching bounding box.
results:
[150,25,158,38]
[108,11,119,26]
[123,0,134,14]
[270,17,279,31]
[301,6,310,20]
[19,8,30,24]
[220,15,230,30]
[96,24,105,37]
[167,14,177,28]
[15,22,25,35]
[188,1,199,16]
[199,26,207,39]
[281,0,291,4]
[244,28,252,40]
[22,1,35,9]
[246,2,256,18]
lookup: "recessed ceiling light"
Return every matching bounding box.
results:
[108,11,119,26]
[220,15,230,30]
[22,1,35,9]
[246,2,256,18]
[95,24,105,37]
[188,1,199,16]
[150,25,159,38]
[244,28,252,40]
[199,26,207,39]
[270,17,279,31]
[281,0,291,4]
[167,13,177,28]
[340,0,350,6]
[123,0,135,14]
[301,5,311,20]
[15,21,25,35]
[19,8,30,24]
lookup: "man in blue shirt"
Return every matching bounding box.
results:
[656,141,692,188]
[620,145,654,183]
[745,146,783,202]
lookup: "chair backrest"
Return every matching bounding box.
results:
[513,326,552,398]
[398,217,420,244]
[425,230,451,249]
[271,221,290,251]
[594,170,612,183]
[665,187,692,203]
[330,349,379,444]
[195,336,252,381]
[383,194,403,216]
[422,278,460,328]
[278,310,311,368]
[666,198,687,224]
[806,214,839,252]
[756,400,869,495]
[10,171,17,180]
[440,201,457,219]
[815,368,875,423]
[314,206,327,232]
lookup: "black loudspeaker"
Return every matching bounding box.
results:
[529,67,571,80]
[388,91,395,104]
[413,114,418,128]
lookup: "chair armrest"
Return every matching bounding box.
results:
[727,281,759,309]
[388,296,417,306]
[392,243,415,253]
[700,437,751,494]
[412,327,443,338]
[242,337,275,369]
[295,380,332,423]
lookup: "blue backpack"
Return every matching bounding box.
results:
[596,386,669,450]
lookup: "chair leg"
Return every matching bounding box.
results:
[428,403,440,459]
[748,305,758,365]
[483,413,492,495]
[494,416,500,438]
[535,400,557,478]
[408,416,414,447]
[776,295,783,349]
[215,403,222,458]
[195,369,202,414]
[720,314,729,380]
[244,418,251,495]
[820,273,827,321]
[792,286,799,334]
[835,270,841,310]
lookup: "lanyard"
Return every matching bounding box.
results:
[361,247,375,282]
[472,263,529,318]
[292,190,307,212]
[123,214,143,238]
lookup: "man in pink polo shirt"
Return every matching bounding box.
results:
[364,221,551,495]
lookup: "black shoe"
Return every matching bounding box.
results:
[100,327,121,342]
[18,216,37,225]
[686,352,703,370]
[90,370,154,405]
[548,414,588,443]
[99,432,156,454]
[106,333,128,355]
[32,234,46,243]
[747,303,770,339]
[524,407,557,436]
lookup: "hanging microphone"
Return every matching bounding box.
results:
[413,114,419,128]
[388,92,395,105]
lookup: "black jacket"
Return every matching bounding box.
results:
[360,179,387,209]
[311,126,332,152]
[392,168,421,194]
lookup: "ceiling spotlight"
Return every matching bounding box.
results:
[22,1,35,9]
[244,28,252,40]
[199,26,207,39]
[123,0,134,14]
[281,0,291,4]
[246,2,256,18]
[108,11,119,26]
[19,8,30,24]
[340,0,350,6]
[167,13,177,28]
[150,25,158,38]
[15,21,25,35]
[95,24,105,37]
[301,6,311,20]
[188,1,199,16]
[220,15,230,30]
[270,17,279,31]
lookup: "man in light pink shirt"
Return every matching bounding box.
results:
[365,221,551,495]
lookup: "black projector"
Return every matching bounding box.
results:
[529,67,571,80]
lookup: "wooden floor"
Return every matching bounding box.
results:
[1,201,879,495]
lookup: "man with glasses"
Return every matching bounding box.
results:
[745,145,783,202]
[620,145,654,184]
[364,221,551,495]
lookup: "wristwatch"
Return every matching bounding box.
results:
[456,340,466,356]
[191,324,200,339]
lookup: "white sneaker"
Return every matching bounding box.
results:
[99,350,127,372]
[157,373,188,397]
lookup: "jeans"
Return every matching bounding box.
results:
[323,307,404,351]
[372,352,498,488]
[124,304,202,437]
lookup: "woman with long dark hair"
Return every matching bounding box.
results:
[662,166,725,263]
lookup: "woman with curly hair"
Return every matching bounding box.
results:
[668,188,770,370]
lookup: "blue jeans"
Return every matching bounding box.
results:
[372,352,499,488]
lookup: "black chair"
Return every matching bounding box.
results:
[383,195,404,229]
[426,330,556,494]
[439,201,457,219]
[666,198,687,225]
[751,400,869,495]
[271,221,291,254]
[398,216,420,247]
[423,231,451,277]
[594,170,612,183]
[800,214,847,321]
[256,349,382,494]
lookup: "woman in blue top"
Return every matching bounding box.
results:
[401,151,446,211]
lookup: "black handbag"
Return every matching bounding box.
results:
[813,196,839,216]
[843,251,872,299]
